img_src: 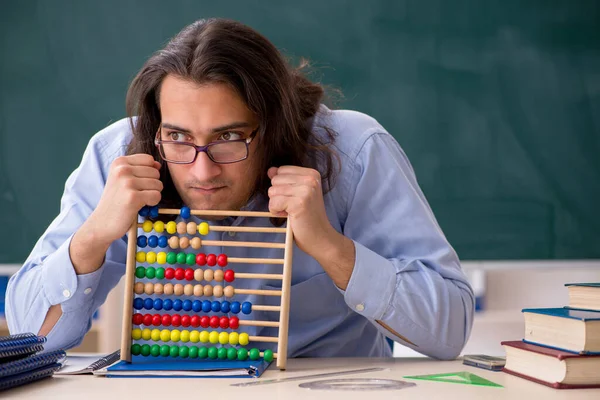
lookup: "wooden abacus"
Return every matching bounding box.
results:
[120,206,293,370]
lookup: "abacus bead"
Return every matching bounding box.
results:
[237,348,248,361]
[209,316,219,328]
[163,299,173,310]
[174,284,184,296]
[153,298,163,310]
[219,332,229,345]
[213,269,224,282]
[213,285,224,298]
[184,284,194,296]
[142,220,153,232]
[148,235,158,248]
[189,346,199,359]
[133,313,143,325]
[229,332,239,345]
[176,253,187,264]
[131,329,142,340]
[193,284,203,296]
[166,221,177,234]
[144,298,154,310]
[158,236,168,248]
[221,301,231,313]
[199,331,209,343]
[164,267,175,279]
[173,299,183,311]
[263,349,274,362]
[136,252,146,263]
[157,252,167,264]
[144,282,154,295]
[161,314,171,326]
[141,329,152,340]
[190,237,202,249]
[145,266,156,279]
[192,300,202,312]
[227,347,238,360]
[180,330,190,342]
[203,285,213,296]
[186,254,195,266]
[185,269,194,282]
[131,344,142,356]
[202,300,212,313]
[171,330,181,342]
[180,206,191,219]
[249,348,260,361]
[170,346,179,358]
[154,283,164,295]
[179,346,189,358]
[186,222,197,235]
[151,329,161,341]
[166,252,177,264]
[217,347,227,360]
[207,347,218,359]
[190,330,200,342]
[231,301,241,314]
[224,286,235,298]
[146,252,157,264]
[198,346,208,359]
[203,269,214,282]
[133,298,144,310]
[149,206,159,218]
[219,317,229,329]
[190,316,200,327]
[239,333,250,346]
[135,267,145,279]
[138,206,150,217]
[176,221,187,234]
[194,269,203,281]
[154,221,164,233]
[229,316,239,329]
[179,237,190,249]
[155,267,165,279]
[168,236,179,249]
[152,314,161,326]
[160,345,170,357]
[224,270,234,282]
[198,222,209,235]
[141,344,151,357]
[209,331,219,344]
[143,314,152,326]
[211,301,221,312]
[137,236,147,248]
[182,299,193,311]
[160,329,171,342]
[174,268,185,280]
[163,283,174,295]
[206,254,217,266]
[200,316,210,328]
[242,301,252,314]
[196,253,206,266]
[217,254,228,267]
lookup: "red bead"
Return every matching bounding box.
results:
[185,268,195,281]
[224,270,235,282]
[207,254,217,266]
[132,313,143,325]
[161,314,172,326]
[174,268,185,280]
[142,314,153,326]
[229,316,239,329]
[152,314,161,326]
[196,253,206,266]
[217,254,228,267]
[171,314,181,327]
[209,316,219,328]
[190,315,200,327]
[181,315,191,327]
[219,317,229,329]
[164,268,175,279]
[200,316,210,328]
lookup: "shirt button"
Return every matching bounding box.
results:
[84,288,92,295]
[355,304,365,312]
[228,231,236,237]
[62,289,71,298]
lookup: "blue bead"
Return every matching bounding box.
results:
[192,300,202,312]
[182,300,192,311]
[241,301,252,315]
[180,206,190,219]
[202,300,212,313]
[220,301,231,313]
[137,236,147,248]
[153,299,163,311]
[158,236,168,248]
[172,299,183,311]
[162,299,173,311]
[211,301,221,313]
[230,301,241,314]
[143,298,154,310]
[148,235,158,248]
[150,206,159,218]
[139,206,150,217]
[133,298,144,310]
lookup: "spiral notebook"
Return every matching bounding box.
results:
[0,333,47,363]
[55,350,121,375]
[0,350,66,378]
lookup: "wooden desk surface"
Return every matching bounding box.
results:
[7,357,600,399]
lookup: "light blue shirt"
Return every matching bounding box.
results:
[6,109,474,360]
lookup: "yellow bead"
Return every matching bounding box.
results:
[171,330,180,342]
[157,252,166,264]
[160,329,171,342]
[146,251,156,264]
[141,329,152,341]
[218,332,229,345]
[180,330,190,343]
[209,331,219,344]
[198,222,209,236]
[229,332,239,345]
[151,329,161,342]
[199,331,209,343]
[131,329,142,340]
[135,252,146,263]
[239,333,249,346]
[189,331,200,343]
[142,220,153,232]
[154,221,165,233]
[166,221,177,234]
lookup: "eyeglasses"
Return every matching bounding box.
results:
[155,128,258,164]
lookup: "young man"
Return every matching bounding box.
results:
[6,19,474,360]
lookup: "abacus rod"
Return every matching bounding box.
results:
[158,208,282,218]
[132,316,280,328]
[202,240,285,249]
[133,285,282,297]
[277,219,294,370]
[249,335,279,343]
[228,257,284,265]
[232,288,282,296]
[120,217,139,362]
[235,273,283,280]
[136,223,286,234]
[260,352,278,358]
[252,305,281,312]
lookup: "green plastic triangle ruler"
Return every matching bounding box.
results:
[403,371,503,388]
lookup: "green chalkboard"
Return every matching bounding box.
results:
[1,0,599,263]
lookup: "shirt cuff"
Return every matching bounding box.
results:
[341,241,397,320]
[41,234,104,312]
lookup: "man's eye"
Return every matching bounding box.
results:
[168,132,187,142]
[219,132,242,141]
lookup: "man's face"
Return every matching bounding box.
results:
[158,75,260,213]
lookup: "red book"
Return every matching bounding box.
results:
[501,340,600,389]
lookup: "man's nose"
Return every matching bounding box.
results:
[188,151,221,181]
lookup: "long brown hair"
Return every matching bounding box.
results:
[125,18,339,211]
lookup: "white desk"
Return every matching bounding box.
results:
[7,357,600,399]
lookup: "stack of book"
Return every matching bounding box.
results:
[502,282,600,389]
[0,333,65,391]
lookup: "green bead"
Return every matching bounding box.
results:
[263,349,274,362]
[170,345,179,358]
[135,267,145,279]
[217,347,227,360]
[176,252,186,264]
[188,346,199,359]
[155,268,165,280]
[140,344,151,357]
[179,346,189,358]
[198,346,208,359]
[207,347,218,359]
[237,348,248,361]
[249,348,260,361]
[166,252,177,264]
[131,344,141,356]
[186,253,196,265]
[227,347,237,360]
[150,344,160,357]
[160,345,170,357]
[145,266,156,279]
